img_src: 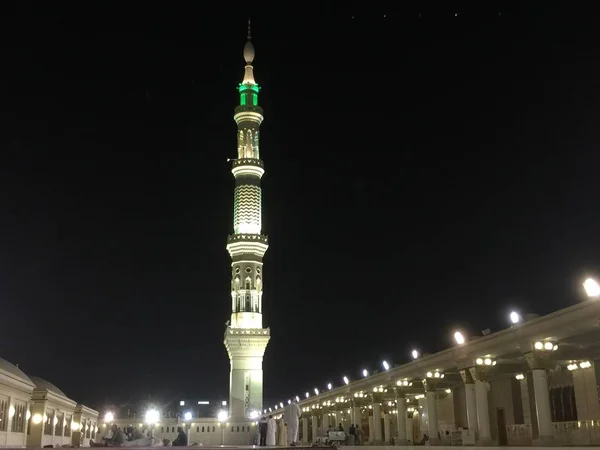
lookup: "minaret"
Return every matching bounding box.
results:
[224,20,270,420]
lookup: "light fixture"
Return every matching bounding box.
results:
[184,412,192,421]
[509,311,521,324]
[305,392,310,398]
[580,361,592,369]
[515,373,525,380]
[145,409,160,425]
[362,369,368,377]
[382,361,390,370]
[327,383,332,390]
[583,278,600,298]
[314,388,319,395]
[217,410,228,422]
[295,396,300,402]
[445,389,451,394]
[454,331,465,345]
[567,363,578,371]
[411,349,419,359]
[287,399,291,405]
[279,402,284,408]
[343,376,349,385]
[396,380,409,387]
[249,410,259,420]
[179,400,185,406]
[104,412,114,423]
[32,413,43,425]
[426,370,444,379]
[534,341,558,352]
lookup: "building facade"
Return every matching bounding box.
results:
[0,357,98,448]
[223,22,270,421]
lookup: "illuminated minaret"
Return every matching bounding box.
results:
[223,21,270,420]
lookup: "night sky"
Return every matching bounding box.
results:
[1,4,600,412]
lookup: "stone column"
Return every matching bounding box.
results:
[302,417,309,444]
[322,407,329,430]
[524,349,555,445]
[518,376,532,425]
[372,396,383,444]
[394,388,408,445]
[334,410,342,429]
[475,380,491,440]
[423,376,440,445]
[460,368,479,434]
[383,412,391,444]
[468,365,493,445]
[311,415,318,443]
[353,406,362,427]
[531,369,553,441]
[426,391,439,442]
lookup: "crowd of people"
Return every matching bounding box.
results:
[89,424,188,447]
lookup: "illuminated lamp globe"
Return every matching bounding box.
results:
[184,412,192,421]
[145,409,160,425]
[454,331,465,345]
[104,412,114,422]
[583,278,600,298]
[32,413,43,425]
[217,410,228,422]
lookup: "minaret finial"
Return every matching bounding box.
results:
[247,19,252,40]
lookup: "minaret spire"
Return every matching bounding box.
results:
[224,23,270,420]
[247,18,252,40]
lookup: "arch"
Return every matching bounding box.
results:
[255,276,262,292]
[245,277,251,290]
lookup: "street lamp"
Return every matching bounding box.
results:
[362,369,368,377]
[343,376,349,385]
[382,361,390,370]
[454,331,465,345]
[217,410,227,445]
[411,349,419,359]
[183,412,192,421]
[583,278,600,298]
[103,412,114,423]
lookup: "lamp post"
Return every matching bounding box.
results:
[217,410,228,445]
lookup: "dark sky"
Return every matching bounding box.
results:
[1,3,600,412]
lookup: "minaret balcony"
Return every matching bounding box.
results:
[232,158,264,169]
[234,105,263,116]
[227,234,268,245]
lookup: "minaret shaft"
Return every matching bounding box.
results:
[223,30,270,420]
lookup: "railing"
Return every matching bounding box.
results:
[507,421,600,446]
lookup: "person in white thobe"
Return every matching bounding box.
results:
[266,415,277,446]
[284,401,301,445]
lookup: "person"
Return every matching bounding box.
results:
[337,423,344,432]
[259,416,268,446]
[91,424,126,447]
[267,415,277,445]
[284,400,301,446]
[172,426,188,446]
[348,424,356,446]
